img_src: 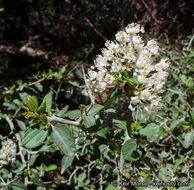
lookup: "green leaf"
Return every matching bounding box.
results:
[96,128,109,139]
[39,114,48,124]
[182,132,194,148]
[105,184,117,190]
[41,92,52,113]
[122,139,141,161]
[188,52,194,58]
[83,115,96,128]
[174,157,185,170]
[22,128,48,148]
[30,173,43,186]
[46,164,57,171]
[170,118,184,129]
[36,187,45,190]
[35,83,43,92]
[38,145,56,152]
[26,96,38,112]
[25,112,38,119]
[21,105,29,111]
[12,163,26,173]
[139,123,164,142]
[16,119,26,131]
[180,74,187,83]
[61,155,74,174]
[55,105,69,117]
[3,102,17,110]
[29,154,39,166]
[188,111,194,125]
[126,76,138,85]
[113,119,126,129]
[51,124,75,157]
[11,182,27,190]
[62,110,81,120]
[37,102,46,113]
[87,104,104,116]
[99,144,110,160]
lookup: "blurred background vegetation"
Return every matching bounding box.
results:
[0,0,193,70]
[0,0,193,189]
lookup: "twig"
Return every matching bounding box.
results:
[100,174,103,190]
[11,107,21,120]
[43,181,53,184]
[0,177,20,187]
[162,135,172,143]
[15,133,26,164]
[9,137,27,188]
[187,34,194,50]
[187,102,194,113]
[55,81,62,102]
[29,77,48,86]
[68,166,79,182]
[84,17,107,41]
[87,161,96,179]
[47,115,82,126]
[5,115,14,133]
[81,64,95,104]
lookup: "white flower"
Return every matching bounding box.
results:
[146,39,159,55]
[87,22,170,116]
[0,139,17,165]
[140,90,151,101]
[137,75,146,83]
[131,96,140,105]
[128,104,135,111]
[88,70,97,80]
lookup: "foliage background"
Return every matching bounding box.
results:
[0,0,193,190]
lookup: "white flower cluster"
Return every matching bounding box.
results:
[87,23,169,115]
[0,139,17,165]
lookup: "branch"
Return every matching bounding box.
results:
[187,34,194,50]
[84,17,107,41]
[187,102,194,113]
[0,177,20,187]
[47,115,82,126]
[5,115,14,133]
[15,133,26,164]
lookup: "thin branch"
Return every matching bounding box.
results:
[47,115,82,126]
[84,17,107,41]
[29,77,47,86]
[11,107,21,120]
[187,34,194,50]
[187,102,194,113]
[5,115,14,133]
[68,166,79,182]
[0,177,20,187]
[15,133,26,164]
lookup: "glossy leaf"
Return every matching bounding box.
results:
[39,114,48,124]
[26,96,38,112]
